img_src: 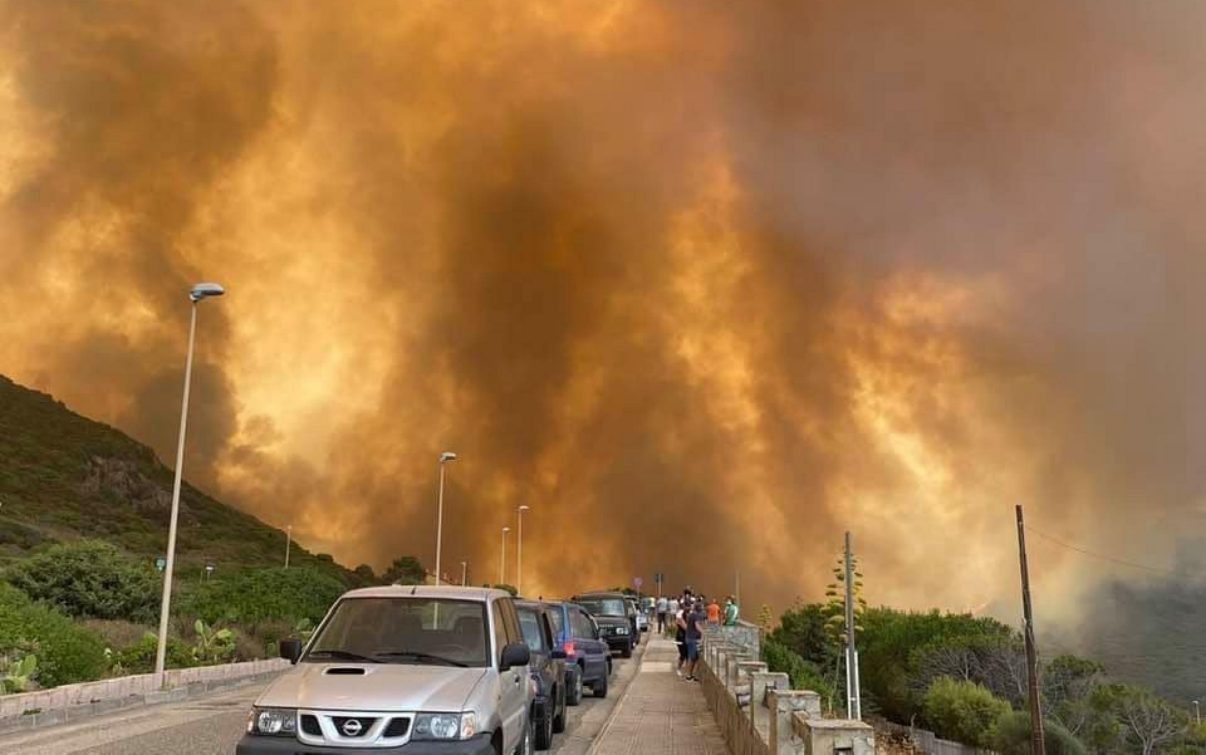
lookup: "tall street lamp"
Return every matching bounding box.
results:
[1194,700,1200,726]
[499,526,510,585]
[434,451,457,586]
[460,560,468,586]
[516,505,530,595]
[284,525,292,569]
[155,282,224,680]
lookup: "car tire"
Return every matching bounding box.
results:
[593,671,609,698]
[534,701,553,751]
[553,684,567,734]
[620,641,632,659]
[566,667,583,706]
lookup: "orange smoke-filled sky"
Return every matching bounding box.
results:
[2,0,1205,621]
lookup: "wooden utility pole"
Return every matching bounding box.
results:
[1016,505,1046,755]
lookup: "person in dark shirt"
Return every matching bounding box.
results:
[683,600,705,682]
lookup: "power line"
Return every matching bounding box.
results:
[1024,526,1180,577]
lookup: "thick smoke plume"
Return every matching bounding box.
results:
[2,0,1205,641]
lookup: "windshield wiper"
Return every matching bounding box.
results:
[375,651,469,667]
[307,649,381,663]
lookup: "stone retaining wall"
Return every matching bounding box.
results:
[0,658,289,727]
[701,625,875,755]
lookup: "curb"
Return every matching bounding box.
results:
[0,669,282,736]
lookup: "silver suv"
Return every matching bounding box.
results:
[237,586,535,754]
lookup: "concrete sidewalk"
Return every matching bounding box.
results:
[590,636,728,755]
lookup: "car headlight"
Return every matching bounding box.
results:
[246,707,297,737]
[616,626,629,635]
[413,712,477,740]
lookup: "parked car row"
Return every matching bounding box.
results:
[236,585,650,754]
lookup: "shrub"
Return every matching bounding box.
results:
[993,711,1087,755]
[922,676,1012,748]
[82,618,153,651]
[0,582,107,687]
[179,567,344,627]
[5,540,159,622]
[113,633,196,674]
[763,636,839,713]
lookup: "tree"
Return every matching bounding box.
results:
[756,604,775,634]
[912,635,1028,707]
[1111,684,1185,755]
[491,584,518,597]
[352,564,377,586]
[382,556,426,585]
[922,676,1011,749]
[6,540,159,622]
[1043,655,1105,736]
[993,711,1087,755]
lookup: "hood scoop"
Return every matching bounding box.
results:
[324,667,368,675]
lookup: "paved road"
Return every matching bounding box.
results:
[0,639,649,755]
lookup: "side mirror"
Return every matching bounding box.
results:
[550,649,567,660]
[500,642,531,671]
[279,638,303,665]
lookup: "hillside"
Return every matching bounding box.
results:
[0,374,350,581]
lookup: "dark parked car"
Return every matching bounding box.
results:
[573,592,635,658]
[544,600,612,700]
[516,601,567,750]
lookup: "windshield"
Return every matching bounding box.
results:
[306,597,489,667]
[578,598,627,617]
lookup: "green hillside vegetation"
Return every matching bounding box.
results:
[0,374,346,578]
[766,602,1204,754]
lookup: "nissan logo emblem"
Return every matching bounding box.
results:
[341,719,363,737]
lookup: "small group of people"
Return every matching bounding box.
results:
[652,587,739,683]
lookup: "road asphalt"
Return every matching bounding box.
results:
[0,637,648,755]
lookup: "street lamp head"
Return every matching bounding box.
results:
[518,505,530,512]
[189,282,225,302]
[440,451,458,463]
[502,526,511,533]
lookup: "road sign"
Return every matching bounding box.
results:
[633,577,643,589]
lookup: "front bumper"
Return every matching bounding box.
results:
[602,635,631,651]
[236,733,495,754]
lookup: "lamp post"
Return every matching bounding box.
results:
[434,451,457,586]
[154,282,224,680]
[1194,700,1200,726]
[284,525,292,569]
[516,505,530,595]
[499,526,510,585]
[460,560,468,586]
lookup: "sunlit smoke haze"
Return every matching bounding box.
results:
[2,0,1205,641]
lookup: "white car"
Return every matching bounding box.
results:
[238,585,536,754]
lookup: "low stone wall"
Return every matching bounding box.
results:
[701,626,874,755]
[0,658,289,728]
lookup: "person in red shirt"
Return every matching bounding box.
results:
[706,596,721,625]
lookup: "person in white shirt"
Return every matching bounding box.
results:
[655,595,669,633]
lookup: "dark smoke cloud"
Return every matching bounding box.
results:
[2,1,1205,649]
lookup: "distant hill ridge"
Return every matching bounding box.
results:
[0,374,349,580]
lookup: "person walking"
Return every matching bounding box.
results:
[706,596,721,625]
[666,595,680,637]
[723,595,739,626]
[656,594,668,633]
[683,599,706,682]
[674,599,689,675]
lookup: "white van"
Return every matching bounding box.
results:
[237,586,535,754]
